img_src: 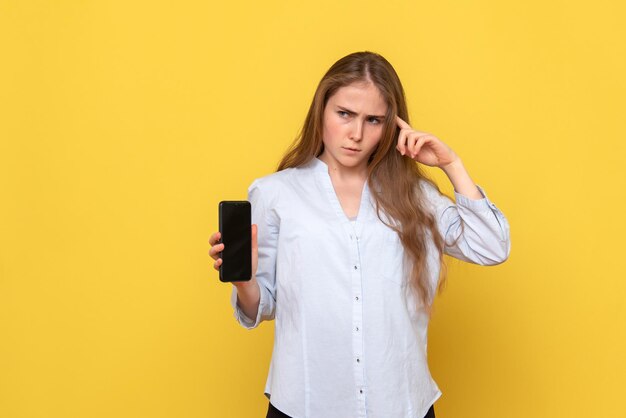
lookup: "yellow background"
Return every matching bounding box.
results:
[1,1,625,417]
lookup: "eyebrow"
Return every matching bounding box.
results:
[336,105,385,119]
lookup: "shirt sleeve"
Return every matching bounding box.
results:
[230,178,280,329]
[420,180,511,265]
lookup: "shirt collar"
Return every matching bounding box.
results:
[309,157,329,173]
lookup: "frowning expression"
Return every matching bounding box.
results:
[320,81,388,171]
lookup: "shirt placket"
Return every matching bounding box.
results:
[349,220,367,417]
[317,163,371,417]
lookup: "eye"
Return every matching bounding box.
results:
[368,117,382,125]
[337,110,349,118]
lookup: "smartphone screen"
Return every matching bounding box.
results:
[218,201,252,282]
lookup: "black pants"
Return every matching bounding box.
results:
[266,402,435,418]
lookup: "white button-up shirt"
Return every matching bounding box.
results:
[230,157,511,418]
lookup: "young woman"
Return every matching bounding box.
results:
[209,51,511,418]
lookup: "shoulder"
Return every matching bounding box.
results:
[416,177,441,199]
[248,165,311,207]
[248,167,297,194]
[415,177,453,209]
[249,158,318,195]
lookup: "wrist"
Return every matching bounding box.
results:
[233,275,258,291]
[441,157,463,174]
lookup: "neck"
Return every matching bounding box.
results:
[318,155,368,183]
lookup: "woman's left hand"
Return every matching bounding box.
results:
[396,116,459,168]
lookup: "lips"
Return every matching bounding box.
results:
[342,146,361,152]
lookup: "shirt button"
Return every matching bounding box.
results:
[355,326,359,331]
[355,296,359,301]
[354,265,358,270]
[356,358,360,363]
[359,389,363,394]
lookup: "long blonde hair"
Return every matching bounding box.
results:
[278,51,452,312]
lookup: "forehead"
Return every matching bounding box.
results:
[327,82,388,115]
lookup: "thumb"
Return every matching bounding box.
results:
[250,224,259,280]
[251,224,258,251]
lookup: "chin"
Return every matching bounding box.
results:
[340,156,364,166]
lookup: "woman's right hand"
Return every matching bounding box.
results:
[208,224,259,289]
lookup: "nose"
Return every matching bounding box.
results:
[349,120,363,141]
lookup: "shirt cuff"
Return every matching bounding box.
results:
[230,284,263,329]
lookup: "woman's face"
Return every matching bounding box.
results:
[320,81,388,173]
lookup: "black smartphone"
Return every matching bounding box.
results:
[218,200,252,282]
